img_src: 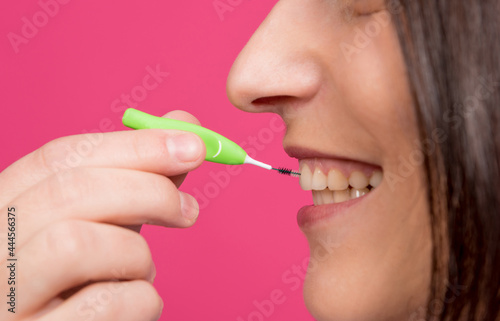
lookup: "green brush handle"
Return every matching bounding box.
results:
[122,108,248,165]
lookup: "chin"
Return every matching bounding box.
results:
[301,230,431,321]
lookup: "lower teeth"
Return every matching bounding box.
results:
[312,186,374,206]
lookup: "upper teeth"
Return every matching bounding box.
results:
[328,169,349,190]
[349,171,369,189]
[299,163,382,206]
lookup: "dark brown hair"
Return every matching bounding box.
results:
[391,0,500,320]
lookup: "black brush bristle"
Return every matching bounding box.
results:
[272,167,301,177]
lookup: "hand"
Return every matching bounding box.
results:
[0,110,206,321]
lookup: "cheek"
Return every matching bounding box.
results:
[341,20,428,193]
[301,15,432,321]
[338,15,417,148]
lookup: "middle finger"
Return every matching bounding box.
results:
[10,166,200,249]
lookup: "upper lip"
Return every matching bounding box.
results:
[284,145,382,168]
[285,146,354,162]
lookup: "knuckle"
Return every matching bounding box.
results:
[36,134,96,175]
[78,281,162,320]
[119,232,153,277]
[149,175,177,209]
[129,281,163,317]
[130,131,170,165]
[98,281,162,320]
[143,176,187,227]
[130,133,148,164]
[74,282,125,320]
[165,110,202,126]
[36,138,71,173]
[42,220,96,260]
[49,167,92,206]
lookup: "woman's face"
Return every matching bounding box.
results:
[227,0,432,320]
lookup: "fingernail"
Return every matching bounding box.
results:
[155,299,164,321]
[166,133,202,162]
[179,191,199,221]
[148,263,156,283]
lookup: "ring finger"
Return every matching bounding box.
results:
[8,220,155,316]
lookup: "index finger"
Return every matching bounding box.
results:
[0,112,206,206]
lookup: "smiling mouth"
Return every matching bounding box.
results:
[286,148,383,206]
[299,159,382,206]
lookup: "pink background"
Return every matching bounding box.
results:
[1,1,313,320]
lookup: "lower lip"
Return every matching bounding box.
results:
[296,192,372,229]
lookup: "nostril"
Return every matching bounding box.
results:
[252,95,295,106]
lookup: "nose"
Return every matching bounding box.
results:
[226,1,323,116]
